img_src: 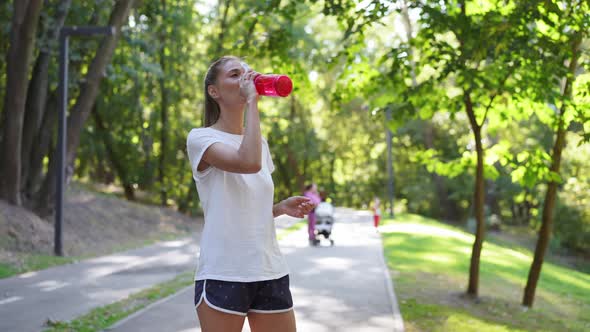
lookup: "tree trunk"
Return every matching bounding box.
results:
[21,0,72,192]
[92,104,135,201]
[329,152,336,198]
[276,154,292,196]
[288,94,305,192]
[134,10,153,190]
[65,0,134,175]
[158,0,168,206]
[35,0,135,215]
[522,120,565,306]
[179,184,197,214]
[242,17,259,51]
[522,33,581,308]
[465,91,486,297]
[27,14,93,206]
[400,0,417,87]
[25,92,58,206]
[214,0,233,57]
[0,0,44,205]
[486,179,501,219]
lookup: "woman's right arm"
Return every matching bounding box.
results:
[199,101,261,174]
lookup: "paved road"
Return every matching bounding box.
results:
[106,208,404,332]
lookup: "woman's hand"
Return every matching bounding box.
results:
[274,196,317,218]
[239,69,258,103]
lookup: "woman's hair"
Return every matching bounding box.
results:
[203,55,241,127]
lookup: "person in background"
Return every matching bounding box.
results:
[303,183,322,246]
[372,197,381,229]
[319,190,327,202]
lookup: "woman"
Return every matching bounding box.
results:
[186,55,315,332]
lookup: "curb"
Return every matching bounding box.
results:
[376,229,405,332]
[102,285,193,331]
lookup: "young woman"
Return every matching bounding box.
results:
[186,55,315,332]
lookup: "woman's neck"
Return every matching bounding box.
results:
[212,107,244,135]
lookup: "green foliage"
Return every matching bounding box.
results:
[551,137,590,252]
[3,0,589,255]
[553,197,590,253]
[509,149,557,189]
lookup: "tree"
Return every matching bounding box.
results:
[33,0,136,215]
[522,0,589,307]
[21,0,72,204]
[0,0,44,205]
[408,0,533,296]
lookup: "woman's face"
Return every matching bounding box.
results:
[209,59,247,106]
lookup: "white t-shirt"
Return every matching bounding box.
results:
[186,127,289,282]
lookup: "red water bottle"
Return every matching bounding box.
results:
[254,74,293,97]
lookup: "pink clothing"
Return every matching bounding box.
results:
[304,191,321,205]
[307,214,316,241]
[304,191,321,241]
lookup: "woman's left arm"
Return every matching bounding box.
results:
[273,196,316,218]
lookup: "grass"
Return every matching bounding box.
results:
[43,271,194,332]
[380,213,590,332]
[0,263,18,278]
[0,254,76,279]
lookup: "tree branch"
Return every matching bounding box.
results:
[481,68,513,125]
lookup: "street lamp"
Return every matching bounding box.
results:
[386,107,394,218]
[55,26,115,256]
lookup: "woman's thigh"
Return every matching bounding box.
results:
[196,301,246,332]
[247,310,296,332]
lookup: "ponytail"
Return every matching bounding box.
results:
[203,55,241,127]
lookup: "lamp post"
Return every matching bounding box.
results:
[55,26,115,256]
[386,107,394,218]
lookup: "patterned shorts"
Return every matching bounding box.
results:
[194,274,293,316]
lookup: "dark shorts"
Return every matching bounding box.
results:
[194,274,293,316]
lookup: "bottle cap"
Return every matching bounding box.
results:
[275,76,293,97]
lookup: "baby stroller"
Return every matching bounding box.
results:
[314,201,335,246]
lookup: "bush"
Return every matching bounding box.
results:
[552,180,590,253]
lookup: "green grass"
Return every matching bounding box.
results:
[0,263,18,278]
[381,213,590,332]
[43,271,194,332]
[0,254,76,279]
